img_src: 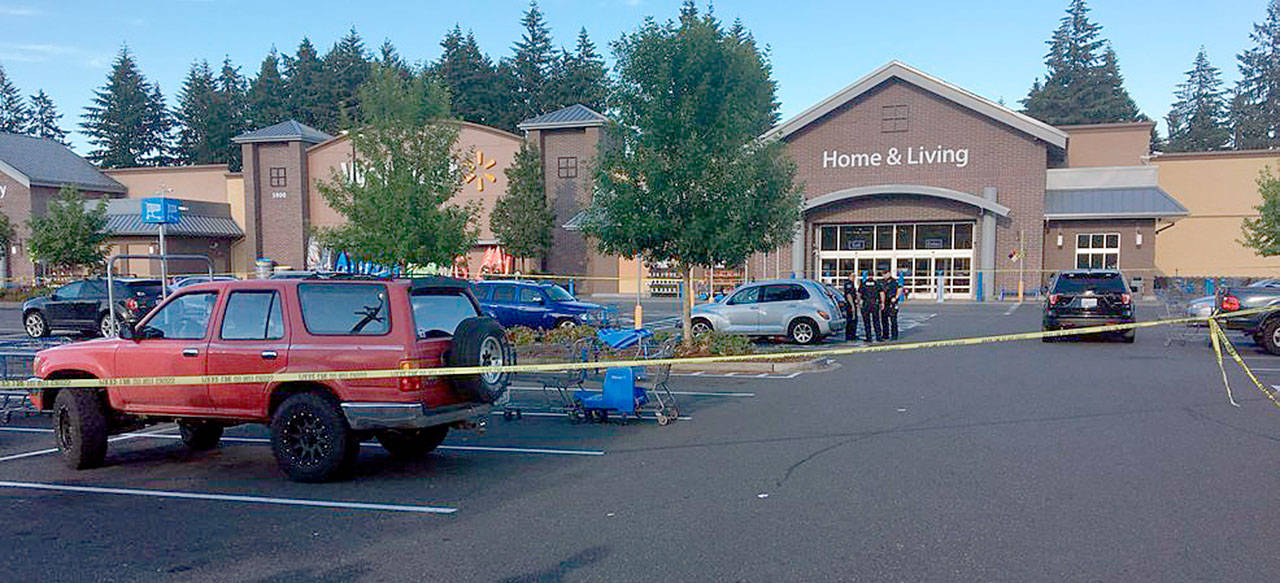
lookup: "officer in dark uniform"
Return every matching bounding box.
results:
[857,273,882,342]
[841,277,858,341]
[880,270,900,340]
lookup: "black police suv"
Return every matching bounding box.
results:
[1042,270,1136,343]
[22,278,163,338]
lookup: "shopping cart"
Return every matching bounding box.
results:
[574,337,681,425]
[501,337,599,422]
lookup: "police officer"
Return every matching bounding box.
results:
[880,270,900,340]
[857,272,882,342]
[841,277,858,341]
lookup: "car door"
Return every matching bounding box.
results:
[43,281,84,328]
[718,286,762,332]
[488,284,518,326]
[206,289,290,418]
[518,286,552,328]
[78,280,109,325]
[757,284,808,334]
[113,290,218,414]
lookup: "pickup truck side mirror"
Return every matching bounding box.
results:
[118,323,136,340]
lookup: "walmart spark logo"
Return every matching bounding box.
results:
[464,150,498,192]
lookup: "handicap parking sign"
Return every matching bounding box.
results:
[142,197,181,224]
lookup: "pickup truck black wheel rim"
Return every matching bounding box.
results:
[56,409,73,451]
[281,411,330,468]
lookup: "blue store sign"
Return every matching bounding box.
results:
[142,197,182,224]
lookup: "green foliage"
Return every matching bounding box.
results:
[0,64,30,133]
[80,47,172,168]
[315,65,477,268]
[176,61,219,164]
[1233,0,1280,149]
[433,27,508,129]
[1166,49,1229,152]
[491,141,554,264]
[376,40,413,80]
[1022,0,1144,125]
[504,325,541,346]
[586,3,801,343]
[508,1,557,124]
[26,90,67,144]
[27,186,110,272]
[1242,167,1280,256]
[541,323,597,345]
[676,330,755,357]
[248,49,289,129]
[550,29,608,112]
[0,211,14,244]
[284,38,332,132]
[325,28,373,130]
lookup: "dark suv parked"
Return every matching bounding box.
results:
[1042,270,1136,343]
[23,278,163,338]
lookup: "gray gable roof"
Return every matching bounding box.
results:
[1044,187,1189,220]
[104,198,243,238]
[0,133,127,193]
[232,120,333,145]
[518,104,608,131]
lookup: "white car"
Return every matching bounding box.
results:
[690,279,846,344]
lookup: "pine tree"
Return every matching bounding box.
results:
[0,64,31,134]
[81,47,172,168]
[284,38,331,131]
[550,28,607,112]
[1022,0,1144,125]
[435,27,504,127]
[247,49,289,128]
[213,58,250,169]
[325,28,372,129]
[1166,49,1230,152]
[508,1,558,122]
[1233,0,1280,149]
[175,60,219,165]
[26,90,67,144]
[377,40,413,80]
[491,141,554,267]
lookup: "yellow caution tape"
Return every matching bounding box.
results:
[1208,317,1280,409]
[1,306,1275,392]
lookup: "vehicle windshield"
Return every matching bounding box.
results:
[1053,273,1127,294]
[412,292,478,338]
[543,285,575,302]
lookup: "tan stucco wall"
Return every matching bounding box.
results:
[106,165,233,203]
[1060,122,1153,168]
[1153,151,1280,276]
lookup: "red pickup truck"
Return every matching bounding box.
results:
[30,276,511,482]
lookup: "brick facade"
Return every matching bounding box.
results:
[531,126,617,294]
[242,141,310,270]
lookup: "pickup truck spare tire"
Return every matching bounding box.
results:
[270,393,359,482]
[53,389,108,470]
[448,317,511,403]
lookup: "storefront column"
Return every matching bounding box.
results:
[790,220,804,278]
[979,187,998,301]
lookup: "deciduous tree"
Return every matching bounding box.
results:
[584,2,803,343]
[491,141,554,269]
[27,186,110,272]
[315,66,477,268]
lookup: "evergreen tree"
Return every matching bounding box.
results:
[175,60,219,165]
[377,40,413,80]
[1022,0,1144,124]
[247,49,289,128]
[585,3,801,343]
[508,1,558,122]
[550,28,607,112]
[214,58,249,168]
[1166,49,1230,152]
[0,64,31,134]
[435,27,504,128]
[325,28,372,129]
[26,90,67,144]
[284,38,331,131]
[491,141,554,268]
[1233,0,1280,149]
[81,47,171,168]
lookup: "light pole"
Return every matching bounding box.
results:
[634,254,644,329]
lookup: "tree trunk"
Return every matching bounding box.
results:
[681,264,694,346]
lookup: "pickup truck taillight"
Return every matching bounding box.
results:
[1221,294,1241,312]
[1048,294,1060,306]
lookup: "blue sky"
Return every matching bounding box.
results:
[0,0,1267,152]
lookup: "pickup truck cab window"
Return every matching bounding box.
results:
[220,291,285,340]
[142,292,217,339]
[298,283,390,336]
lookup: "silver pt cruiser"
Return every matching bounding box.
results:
[690,279,846,344]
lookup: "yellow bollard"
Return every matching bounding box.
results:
[634,303,644,330]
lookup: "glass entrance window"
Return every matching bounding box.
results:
[876,226,895,250]
[820,227,838,251]
[896,225,914,250]
[842,226,873,251]
[814,221,976,298]
[954,224,973,250]
[916,224,953,250]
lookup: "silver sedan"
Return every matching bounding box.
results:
[689,279,846,344]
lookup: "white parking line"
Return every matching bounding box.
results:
[0,448,58,463]
[0,480,457,514]
[1004,304,1020,316]
[508,386,754,398]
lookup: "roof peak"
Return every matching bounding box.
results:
[233,119,333,145]
[518,104,608,131]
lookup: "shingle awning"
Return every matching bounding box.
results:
[106,214,243,238]
[1044,187,1188,220]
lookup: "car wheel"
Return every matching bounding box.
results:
[788,318,818,345]
[449,317,511,403]
[1121,330,1136,344]
[24,311,48,338]
[376,426,449,459]
[690,319,712,336]
[53,389,108,470]
[178,421,223,451]
[270,393,359,482]
[98,313,121,338]
[555,318,577,329]
[1262,318,1280,356]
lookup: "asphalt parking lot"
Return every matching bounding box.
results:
[2,302,1280,581]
